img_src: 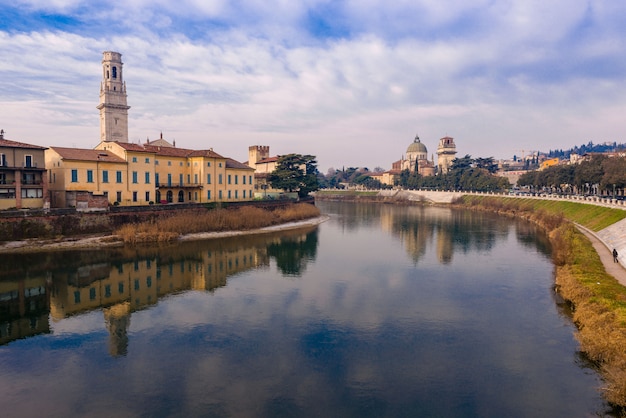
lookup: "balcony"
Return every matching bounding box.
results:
[156,183,203,189]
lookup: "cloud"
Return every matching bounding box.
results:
[2,1,626,171]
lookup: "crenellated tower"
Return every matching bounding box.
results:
[97,51,130,142]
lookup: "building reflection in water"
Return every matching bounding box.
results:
[328,201,523,265]
[0,226,319,353]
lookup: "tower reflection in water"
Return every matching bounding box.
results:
[0,226,319,355]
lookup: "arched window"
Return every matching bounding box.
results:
[178,190,184,203]
[112,66,117,79]
[166,190,173,203]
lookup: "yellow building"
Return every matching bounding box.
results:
[540,157,560,170]
[46,146,129,208]
[46,137,255,208]
[95,141,157,205]
[0,130,48,210]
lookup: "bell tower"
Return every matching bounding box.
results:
[97,51,130,142]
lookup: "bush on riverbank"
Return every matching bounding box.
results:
[115,203,320,244]
[458,195,626,407]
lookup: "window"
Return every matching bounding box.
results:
[105,285,111,298]
[155,160,159,165]
[219,162,222,167]
[132,171,138,183]
[87,170,93,183]
[22,173,34,184]
[179,162,183,166]
[116,171,122,183]
[249,175,252,184]
[71,169,78,182]
[132,157,137,163]
[0,153,6,166]
[235,175,238,185]
[155,173,159,185]
[178,190,184,202]
[145,157,150,163]
[243,190,246,198]
[243,176,246,185]
[228,190,231,199]
[145,191,150,202]
[235,190,238,199]
[132,191,137,202]
[194,174,198,184]
[118,282,124,294]
[207,161,211,167]
[134,279,140,290]
[207,190,211,200]
[102,170,109,183]
[179,174,183,186]
[187,174,190,184]
[74,291,81,304]
[228,175,231,185]
[89,288,96,301]
[112,66,117,78]
[168,161,172,166]
[219,190,222,199]
[218,174,222,184]
[116,191,122,202]
[21,189,43,198]
[145,172,150,184]
[207,174,211,184]
[0,189,16,199]
[24,155,33,168]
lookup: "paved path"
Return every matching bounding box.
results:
[577,224,626,287]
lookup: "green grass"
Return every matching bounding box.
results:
[460,195,626,231]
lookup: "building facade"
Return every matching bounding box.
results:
[0,130,48,210]
[97,51,130,143]
[45,51,254,208]
[436,136,457,174]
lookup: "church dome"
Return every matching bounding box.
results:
[407,135,427,154]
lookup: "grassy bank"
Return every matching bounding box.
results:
[115,203,321,244]
[458,195,626,407]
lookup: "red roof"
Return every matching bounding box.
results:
[226,158,255,170]
[50,147,127,163]
[0,138,47,150]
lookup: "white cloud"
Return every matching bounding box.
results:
[2,1,626,171]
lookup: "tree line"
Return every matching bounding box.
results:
[518,154,626,196]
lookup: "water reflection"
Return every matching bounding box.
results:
[325,201,547,264]
[0,203,611,417]
[0,226,319,350]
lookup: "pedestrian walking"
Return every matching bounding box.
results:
[613,248,619,263]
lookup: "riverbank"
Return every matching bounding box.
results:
[456,195,626,408]
[318,191,626,407]
[0,215,329,254]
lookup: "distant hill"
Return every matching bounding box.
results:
[546,141,626,158]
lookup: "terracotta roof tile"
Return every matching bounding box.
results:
[226,158,255,170]
[50,147,127,163]
[0,138,47,150]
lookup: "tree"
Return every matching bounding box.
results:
[268,154,320,198]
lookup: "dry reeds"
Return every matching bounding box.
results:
[114,203,320,244]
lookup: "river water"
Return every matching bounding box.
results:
[0,201,613,417]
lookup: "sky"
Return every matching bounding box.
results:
[1,1,626,173]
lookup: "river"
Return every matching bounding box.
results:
[0,201,613,417]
